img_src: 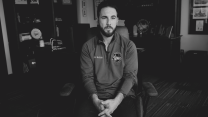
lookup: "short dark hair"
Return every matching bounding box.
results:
[97,1,118,18]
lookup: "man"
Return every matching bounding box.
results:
[78,1,138,117]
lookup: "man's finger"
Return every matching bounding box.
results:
[100,104,105,111]
[100,113,111,117]
[98,109,108,116]
[105,112,112,117]
[101,100,110,108]
[98,110,105,116]
[99,109,113,117]
[101,100,110,105]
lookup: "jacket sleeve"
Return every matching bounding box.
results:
[118,41,138,97]
[80,43,97,97]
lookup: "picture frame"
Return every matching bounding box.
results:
[15,0,27,4]
[82,0,87,17]
[193,7,208,19]
[62,0,72,5]
[189,0,208,34]
[30,0,39,4]
[193,0,208,6]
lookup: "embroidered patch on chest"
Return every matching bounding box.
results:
[112,52,122,63]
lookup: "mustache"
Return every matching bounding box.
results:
[104,26,113,29]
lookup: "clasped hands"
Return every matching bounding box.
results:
[96,99,118,117]
[92,93,124,117]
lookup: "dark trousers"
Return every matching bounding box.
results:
[77,96,137,117]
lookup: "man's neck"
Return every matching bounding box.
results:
[100,33,114,45]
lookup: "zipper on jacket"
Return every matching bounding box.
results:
[102,42,110,64]
[104,43,110,64]
[106,50,109,64]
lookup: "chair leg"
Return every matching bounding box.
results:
[136,96,144,117]
[143,94,150,117]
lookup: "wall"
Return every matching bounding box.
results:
[0,0,12,75]
[77,0,125,28]
[180,0,208,52]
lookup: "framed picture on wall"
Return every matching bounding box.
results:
[193,7,208,19]
[62,0,72,5]
[193,0,208,6]
[189,0,208,34]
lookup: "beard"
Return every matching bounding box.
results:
[99,25,116,37]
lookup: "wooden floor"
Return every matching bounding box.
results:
[145,79,208,117]
[1,66,208,117]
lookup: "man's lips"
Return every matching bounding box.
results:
[105,27,113,30]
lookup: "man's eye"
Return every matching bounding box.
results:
[101,17,107,19]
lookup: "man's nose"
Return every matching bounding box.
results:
[106,19,111,26]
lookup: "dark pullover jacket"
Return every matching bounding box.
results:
[80,31,138,98]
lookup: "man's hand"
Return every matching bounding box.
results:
[91,94,111,117]
[91,94,105,112]
[99,108,112,117]
[98,93,124,117]
[98,99,118,117]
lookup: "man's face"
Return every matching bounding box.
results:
[98,7,119,37]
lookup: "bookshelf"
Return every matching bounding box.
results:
[3,0,77,75]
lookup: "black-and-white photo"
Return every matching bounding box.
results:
[193,0,208,6]
[30,0,39,4]
[193,7,208,19]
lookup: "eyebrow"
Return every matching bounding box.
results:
[101,15,117,18]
